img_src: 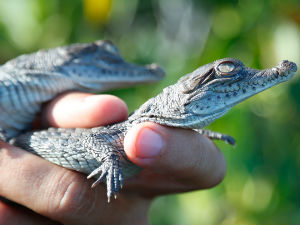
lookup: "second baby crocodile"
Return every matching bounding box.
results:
[0,40,165,141]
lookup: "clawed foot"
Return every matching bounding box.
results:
[87,155,123,202]
[221,134,236,146]
[194,129,236,146]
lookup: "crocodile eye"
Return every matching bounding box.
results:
[217,62,235,74]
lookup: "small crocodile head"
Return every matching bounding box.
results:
[57,40,165,91]
[132,58,297,128]
[4,40,165,92]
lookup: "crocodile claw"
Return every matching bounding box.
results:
[87,155,123,201]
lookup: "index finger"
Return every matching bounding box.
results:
[40,92,128,128]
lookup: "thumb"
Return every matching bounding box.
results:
[124,122,226,189]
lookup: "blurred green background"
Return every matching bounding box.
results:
[0,0,299,224]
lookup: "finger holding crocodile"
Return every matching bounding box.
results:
[124,122,226,195]
[40,92,128,129]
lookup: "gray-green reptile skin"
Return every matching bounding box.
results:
[0,40,164,140]
[0,41,297,201]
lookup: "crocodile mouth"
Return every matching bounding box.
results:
[253,60,296,80]
[246,60,297,91]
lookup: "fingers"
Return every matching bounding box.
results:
[0,142,150,224]
[0,142,103,224]
[124,122,226,193]
[41,92,128,128]
[0,91,225,223]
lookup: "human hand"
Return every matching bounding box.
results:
[0,92,226,225]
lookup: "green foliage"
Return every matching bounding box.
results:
[0,0,299,224]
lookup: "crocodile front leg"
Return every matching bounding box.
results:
[83,126,141,201]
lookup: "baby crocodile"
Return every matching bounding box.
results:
[0,41,297,201]
[0,40,164,141]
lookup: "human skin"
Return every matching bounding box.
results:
[0,92,226,225]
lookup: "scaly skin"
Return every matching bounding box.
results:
[11,58,297,201]
[0,40,164,140]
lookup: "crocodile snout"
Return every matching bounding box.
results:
[277,60,297,76]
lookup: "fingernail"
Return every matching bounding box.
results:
[135,127,164,159]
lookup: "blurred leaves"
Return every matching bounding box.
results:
[212,7,242,39]
[0,0,299,224]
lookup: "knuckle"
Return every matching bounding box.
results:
[47,170,98,219]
